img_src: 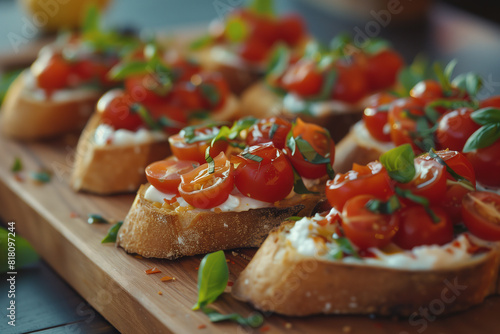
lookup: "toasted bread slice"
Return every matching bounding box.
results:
[240,82,366,142]
[70,113,170,195]
[232,223,500,316]
[117,185,323,259]
[0,70,99,140]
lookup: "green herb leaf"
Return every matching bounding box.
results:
[201,306,264,328]
[87,214,109,224]
[463,123,500,152]
[101,221,123,243]
[285,216,303,221]
[190,35,215,50]
[470,107,500,125]
[192,250,229,310]
[329,33,352,54]
[362,38,390,55]
[365,195,401,215]
[0,69,22,106]
[316,68,338,101]
[31,170,51,183]
[108,60,150,80]
[249,0,275,16]
[428,149,475,191]
[396,54,429,97]
[11,157,22,173]
[304,40,327,61]
[205,147,215,174]
[291,166,318,195]
[294,137,330,164]
[444,59,458,86]
[225,17,249,43]
[452,72,483,98]
[326,162,335,180]
[130,103,162,131]
[82,4,100,36]
[268,123,279,139]
[266,44,290,82]
[241,152,263,163]
[333,237,360,259]
[395,187,440,223]
[433,61,452,94]
[0,227,38,273]
[199,83,221,107]
[379,144,416,183]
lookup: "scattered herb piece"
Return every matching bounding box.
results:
[130,103,162,131]
[332,237,360,260]
[11,157,22,173]
[291,166,318,195]
[285,216,303,221]
[365,195,401,215]
[241,152,263,163]
[428,149,475,191]
[87,214,109,224]
[30,170,52,184]
[395,188,440,223]
[205,147,215,174]
[101,221,123,243]
[190,35,215,50]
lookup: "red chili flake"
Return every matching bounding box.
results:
[195,267,199,270]
[70,212,79,218]
[145,267,162,275]
[230,261,235,264]
[227,282,234,287]
[161,276,175,282]
[259,325,270,332]
[197,324,206,329]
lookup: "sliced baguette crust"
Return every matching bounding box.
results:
[0,71,99,140]
[70,113,170,195]
[240,82,363,142]
[233,224,500,317]
[117,185,323,259]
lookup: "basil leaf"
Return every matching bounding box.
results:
[11,157,22,173]
[395,188,440,223]
[192,250,229,310]
[266,44,290,80]
[470,107,500,125]
[1,227,38,273]
[199,83,220,107]
[31,170,51,183]
[362,38,390,55]
[181,123,221,144]
[452,72,483,98]
[130,104,162,131]
[397,54,429,96]
[249,0,275,16]
[379,144,416,183]
[329,33,352,54]
[292,166,318,195]
[365,195,401,215]
[268,123,279,139]
[304,40,327,60]
[241,152,263,163]
[326,163,335,180]
[228,117,258,140]
[316,68,338,101]
[427,149,474,191]
[285,216,303,221]
[0,69,22,106]
[190,35,215,50]
[433,61,452,93]
[225,17,249,43]
[463,123,500,152]
[82,4,100,36]
[108,60,149,80]
[205,147,215,174]
[333,237,360,259]
[87,214,109,224]
[444,59,458,86]
[201,306,264,328]
[294,137,330,164]
[101,221,123,243]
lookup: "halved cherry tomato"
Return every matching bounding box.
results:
[246,117,291,149]
[365,49,404,91]
[465,139,500,188]
[32,52,72,91]
[462,191,500,241]
[435,108,480,151]
[233,143,294,203]
[124,73,171,105]
[342,194,400,250]
[179,152,234,209]
[326,161,394,210]
[363,92,398,142]
[146,157,200,193]
[285,118,335,179]
[388,97,427,151]
[397,157,447,205]
[331,62,368,103]
[97,89,143,131]
[168,126,229,164]
[393,205,453,249]
[281,59,323,97]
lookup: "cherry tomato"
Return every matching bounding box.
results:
[326,161,394,210]
[365,49,404,91]
[285,118,335,179]
[462,191,500,241]
[238,36,270,63]
[397,157,447,205]
[410,80,443,102]
[97,90,142,131]
[147,103,188,135]
[196,72,230,110]
[465,139,500,188]
[169,126,229,164]
[393,205,453,249]
[246,117,292,149]
[168,58,201,82]
[179,152,235,209]
[124,73,170,105]
[169,81,206,110]
[363,92,398,142]
[278,14,305,46]
[332,62,368,103]
[342,195,400,250]
[435,108,480,151]
[146,157,200,193]
[388,97,427,151]
[479,95,500,109]
[33,53,72,91]
[233,143,294,203]
[281,59,323,97]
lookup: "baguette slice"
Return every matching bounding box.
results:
[117,185,323,259]
[70,113,170,195]
[0,70,99,140]
[240,82,366,142]
[233,223,500,316]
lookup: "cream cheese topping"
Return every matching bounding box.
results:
[93,124,167,147]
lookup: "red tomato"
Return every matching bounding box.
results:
[285,118,335,179]
[197,72,230,110]
[278,14,305,46]
[479,95,500,109]
[435,108,480,151]
[332,62,368,103]
[393,205,453,249]
[465,139,500,188]
[146,157,200,193]
[397,157,447,205]
[179,152,234,209]
[281,59,323,97]
[365,49,404,91]
[326,161,394,210]
[363,92,398,142]
[238,36,270,63]
[168,58,201,82]
[169,81,206,110]
[33,53,72,91]
[342,195,400,250]
[124,74,170,105]
[97,90,143,131]
[233,143,294,203]
[246,117,292,149]
[462,191,500,241]
[168,127,229,164]
[410,80,443,102]
[388,97,426,151]
[240,10,280,46]
[147,103,188,135]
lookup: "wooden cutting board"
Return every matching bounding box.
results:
[1,132,500,334]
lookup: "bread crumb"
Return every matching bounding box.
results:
[342,326,351,333]
[214,208,222,213]
[284,322,292,329]
[158,291,163,295]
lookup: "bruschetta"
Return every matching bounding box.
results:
[233,145,500,316]
[191,0,309,94]
[71,45,241,195]
[117,117,336,258]
[239,35,404,142]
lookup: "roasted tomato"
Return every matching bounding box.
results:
[146,157,200,193]
[462,191,500,241]
[179,152,234,209]
[246,117,292,149]
[465,139,500,188]
[233,143,294,203]
[435,108,480,151]
[169,126,229,164]
[97,89,142,131]
[342,195,400,250]
[393,205,454,249]
[364,49,404,91]
[363,92,398,142]
[285,118,335,179]
[326,161,394,210]
[281,59,323,97]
